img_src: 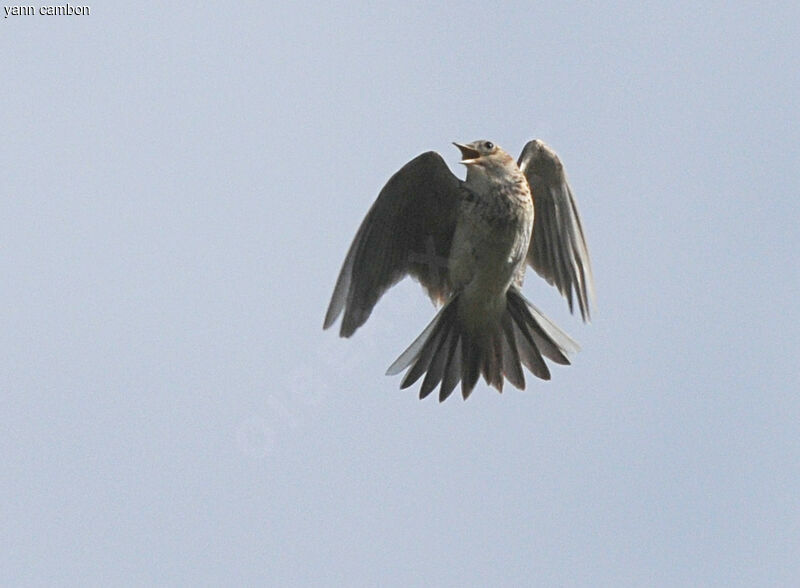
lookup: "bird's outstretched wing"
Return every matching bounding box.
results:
[518,140,595,322]
[324,152,464,337]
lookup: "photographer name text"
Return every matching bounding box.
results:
[5,3,90,17]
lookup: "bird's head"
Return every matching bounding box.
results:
[453,140,519,185]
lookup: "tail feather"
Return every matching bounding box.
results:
[460,333,481,399]
[512,318,551,380]
[389,287,579,401]
[393,302,455,387]
[506,298,551,379]
[484,333,504,392]
[386,307,444,376]
[507,289,578,364]
[501,312,526,389]
[419,328,453,399]
[439,336,462,402]
[400,325,442,389]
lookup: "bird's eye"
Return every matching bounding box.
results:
[484,141,494,150]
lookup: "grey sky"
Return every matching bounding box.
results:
[2,2,799,585]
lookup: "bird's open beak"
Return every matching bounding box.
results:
[453,142,481,165]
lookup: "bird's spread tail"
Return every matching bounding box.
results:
[386,288,580,401]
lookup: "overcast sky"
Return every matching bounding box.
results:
[2,2,799,585]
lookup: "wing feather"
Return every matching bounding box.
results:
[518,140,595,322]
[324,151,463,337]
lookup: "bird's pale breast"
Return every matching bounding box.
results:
[448,178,533,329]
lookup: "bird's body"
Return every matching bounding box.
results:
[324,139,593,401]
[449,148,533,335]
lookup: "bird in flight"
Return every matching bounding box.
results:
[324,139,594,401]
